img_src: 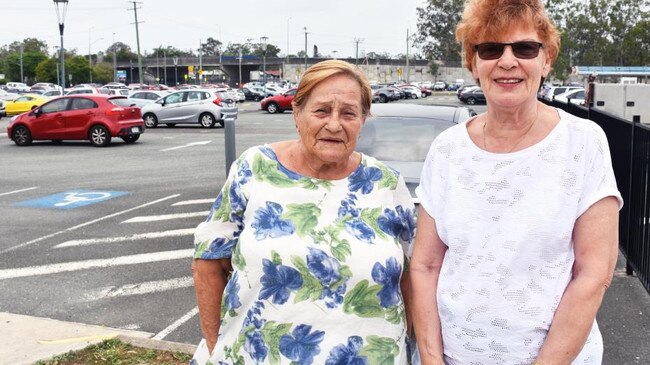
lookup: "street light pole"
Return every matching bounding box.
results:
[286,17,291,63]
[261,36,268,87]
[19,43,24,83]
[238,48,242,87]
[112,33,117,82]
[53,0,69,89]
[173,57,178,86]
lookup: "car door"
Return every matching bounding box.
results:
[178,91,204,124]
[157,92,185,123]
[65,97,99,139]
[29,98,69,140]
[277,89,296,109]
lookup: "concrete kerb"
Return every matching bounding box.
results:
[0,312,196,365]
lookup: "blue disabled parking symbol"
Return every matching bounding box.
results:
[15,190,128,209]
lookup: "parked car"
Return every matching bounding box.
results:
[140,89,238,128]
[459,87,486,105]
[0,89,20,101]
[399,85,423,99]
[554,88,586,105]
[242,87,265,101]
[7,95,144,147]
[5,94,49,116]
[433,81,448,91]
[65,87,111,96]
[356,103,476,203]
[42,89,64,98]
[543,86,583,101]
[457,84,478,97]
[373,86,399,103]
[260,88,297,113]
[127,90,172,108]
[5,82,30,92]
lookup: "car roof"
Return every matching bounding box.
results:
[369,103,475,123]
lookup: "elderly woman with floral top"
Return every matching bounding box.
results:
[191,59,416,365]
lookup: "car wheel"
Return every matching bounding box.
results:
[199,112,215,128]
[255,95,263,101]
[379,95,388,103]
[12,125,32,146]
[89,125,111,147]
[266,102,279,114]
[121,134,140,144]
[143,113,158,128]
[467,97,476,105]
[411,94,418,99]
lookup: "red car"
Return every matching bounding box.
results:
[7,95,145,147]
[260,88,297,113]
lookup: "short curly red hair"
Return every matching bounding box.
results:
[455,0,560,73]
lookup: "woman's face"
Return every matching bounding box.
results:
[472,25,551,109]
[294,74,365,165]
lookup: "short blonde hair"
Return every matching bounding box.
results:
[293,60,372,117]
[455,0,561,73]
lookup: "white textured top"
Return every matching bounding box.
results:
[416,109,622,364]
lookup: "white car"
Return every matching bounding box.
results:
[554,88,585,105]
[544,86,583,101]
[399,85,423,99]
[5,82,30,92]
[140,89,238,128]
[127,90,172,108]
[0,89,20,101]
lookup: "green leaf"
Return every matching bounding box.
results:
[360,208,387,239]
[232,241,246,271]
[343,280,384,318]
[384,305,403,325]
[331,239,351,261]
[211,181,232,222]
[378,165,398,190]
[261,321,292,365]
[252,154,298,187]
[271,251,282,265]
[291,256,323,302]
[282,203,321,237]
[359,335,399,365]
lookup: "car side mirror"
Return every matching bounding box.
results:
[31,108,42,117]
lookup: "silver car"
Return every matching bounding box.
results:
[127,90,172,108]
[356,103,476,204]
[140,89,238,128]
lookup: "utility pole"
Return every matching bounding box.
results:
[198,39,202,85]
[405,29,410,83]
[304,27,308,73]
[354,38,363,65]
[128,1,144,85]
[112,33,117,82]
[19,43,24,83]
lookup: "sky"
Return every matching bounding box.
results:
[1,0,424,59]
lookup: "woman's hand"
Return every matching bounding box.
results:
[192,258,233,353]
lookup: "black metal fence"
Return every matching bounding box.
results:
[541,98,649,293]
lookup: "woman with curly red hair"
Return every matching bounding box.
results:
[410,0,622,364]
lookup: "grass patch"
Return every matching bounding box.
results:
[34,338,193,365]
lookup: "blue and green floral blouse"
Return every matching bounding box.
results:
[191,145,416,365]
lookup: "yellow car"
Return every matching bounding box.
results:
[5,94,49,116]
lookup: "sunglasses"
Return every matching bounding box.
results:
[474,41,544,60]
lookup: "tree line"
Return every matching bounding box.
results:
[414,0,650,81]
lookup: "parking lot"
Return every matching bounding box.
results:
[0,94,475,345]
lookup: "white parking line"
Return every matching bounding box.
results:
[0,194,181,254]
[153,306,199,340]
[122,211,209,223]
[80,277,194,302]
[0,187,38,197]
[160,141,212,152]
[171,199,214,206]
[54,228,195,248]
[0,248,193,280]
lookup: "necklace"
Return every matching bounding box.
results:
[482,113,538,153]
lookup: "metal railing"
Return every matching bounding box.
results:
[541,98,649,293]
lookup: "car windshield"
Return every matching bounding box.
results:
[357,117,455,162]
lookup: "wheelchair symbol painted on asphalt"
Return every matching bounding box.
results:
[15,190,128,209]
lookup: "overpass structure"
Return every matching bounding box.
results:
[114,56,433,86]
